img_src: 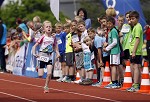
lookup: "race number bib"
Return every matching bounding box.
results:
[57,38,62,45]
[38,56,49,62]
[121,25,130,33]
[72,35,79,43]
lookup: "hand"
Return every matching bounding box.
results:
[132,52,135,58]
[103,42,108,47]
[99,61,104,67]
[33,54,39,58]
[103,48,107,52]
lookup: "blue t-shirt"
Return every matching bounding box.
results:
[85,18,91,29]
[94,35,102,49]
[101,37,108,57]
[55,31,66,55]
[0,24,7,45]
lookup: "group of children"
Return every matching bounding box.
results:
[4,7,148,93]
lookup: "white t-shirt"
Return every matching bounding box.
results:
[37,34,56,52]
[81,30,88,43]
[81,43,90,53]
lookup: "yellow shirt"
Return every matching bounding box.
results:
[65,33,73,53]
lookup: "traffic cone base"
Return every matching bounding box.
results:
[100,61,111,88]
[138,61,150,93]
[121,60,132,90]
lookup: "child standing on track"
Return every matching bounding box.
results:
[32,20,60,93]
[127,11,143,92]
[103,16,121,88]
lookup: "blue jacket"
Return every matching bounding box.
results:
[0,24,7,45]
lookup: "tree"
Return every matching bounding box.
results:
[0,0,67,28]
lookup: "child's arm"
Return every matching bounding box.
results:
[105,38,117,51]
[132,37,140,57]
[54,43,60,59]
[32,42,39,57]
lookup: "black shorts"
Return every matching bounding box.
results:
[123,49,130,60]
[102,55,110,67]
[65,52,74,66]
[59,53,66,62]
[39,60,52,68]
[130,55,142,64]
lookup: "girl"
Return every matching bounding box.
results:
[80,36,94,85]
[32,21,60,93]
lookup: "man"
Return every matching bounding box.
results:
[0,17,7,73]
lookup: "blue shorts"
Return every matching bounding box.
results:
[83,52,94,71]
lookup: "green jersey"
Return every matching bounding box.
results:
[107,28,120,54]
[129,23,143,55]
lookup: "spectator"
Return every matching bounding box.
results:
[77,8,91,29]
[0,17,7,73]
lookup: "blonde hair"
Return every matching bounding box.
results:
[55,22,63,28]
[83,36,91,43]
[43,20,52,27]
[33,16,41,23]
[106,7,116,17]
[74,16,83,23]
[63,23,70,28]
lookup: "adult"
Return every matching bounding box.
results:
[0,17,7,73]
[144,20,150,65]
[105,7,118,26]
[77,8,91,29]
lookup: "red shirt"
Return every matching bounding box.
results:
[145,28,150,40]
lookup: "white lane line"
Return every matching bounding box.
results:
[0,78,121,102]
[0,91,37,102]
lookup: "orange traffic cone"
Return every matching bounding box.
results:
[121,60,132,90]
[138,61,150,93]
[92,68,98,83]
[100,61,111,87]
[75,71,80,81]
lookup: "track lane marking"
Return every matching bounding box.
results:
[0,78,120,102]
[0,91,37,102]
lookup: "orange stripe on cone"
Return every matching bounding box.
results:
[138,62,150,93]
[75,71,80,81]
[92,68,98,83]
[121,60,133,90]
[100,61,111,88]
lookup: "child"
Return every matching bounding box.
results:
[103,16,121,88]
[63,23,75,82]
[88,28,103,87]
[72,21,88,83]
[127,11,143,92]
[80,36,94,85]
[55,22,67,82]
[32,20,60,93]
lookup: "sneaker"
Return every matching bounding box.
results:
[56,77,63,82]
[105,83,120,89]
[64,78,72,83]
[126,84,140,92]
[82,79,93,85]
[44,86,49,93]
[92,81,101,87]
[74,79,82,84]
[61,76,68,82]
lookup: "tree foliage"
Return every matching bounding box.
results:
[0,0,67,28]
[80,0,105,28]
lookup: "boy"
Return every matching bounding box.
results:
[103,16,121,88]
[72,21,88,83]
[127,11,143,92]
[63,23,75,82]
[88,28,103,86]
[55,22,67,82]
